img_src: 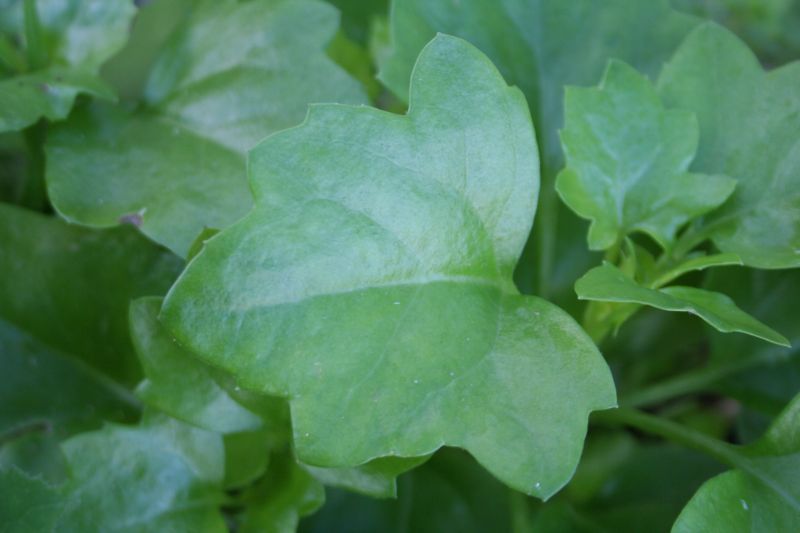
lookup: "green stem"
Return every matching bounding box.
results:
[621,351,780,408]
[23,0,46,70]
[592,407,740,466]
[21,120,47,210]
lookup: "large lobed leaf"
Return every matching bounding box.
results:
[161,34,615,498]
[46,0,368,257]
[658,23,800,268]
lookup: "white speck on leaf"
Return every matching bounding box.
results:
[740,499,749,511]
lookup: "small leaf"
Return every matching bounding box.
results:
[673,393,800,532]
[0,0,134,131]
[658,23,800,268]
[162,35,615,498]
[650,252,742,288]
[575,263,789,346]
[130,297,262,434]
[46,0,368,257]
[557,60,735,250]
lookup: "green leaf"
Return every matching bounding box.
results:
[575,263,789,346]
[650,253,743,288]
[162,34,615,498]
[673,393,800,532]
[0,0,135,131]
[557,60,735,251]
[303,456,428,499]
[379,0,698,300]
[46,0,368,257]
[60,413,227,532]
[658,23,800,268]
[0,317,138,438]
[301,449,518,533]
[0,467,62,533]
[239,451,325,533]
[130,297,262,434]
[0,203,182,385]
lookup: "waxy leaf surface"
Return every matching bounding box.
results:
[575,263,789,346]
[673,393,800,532]
[46,0,367,257]
[0,0,134,132]
[379,0,698,299]
[162,35,615,498]
[557,60,735,250]
[658,23,800,268]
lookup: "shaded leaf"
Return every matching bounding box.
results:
[557,60,735,250]
[673,393,800,532]
[46,0,367,257]
[161,35,615,498]
[658,23,800,268]
[575,263,788,346]
[0,203,182,385]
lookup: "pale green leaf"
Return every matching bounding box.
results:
[0,0,134,131]
[303,456,428,499]
[130,297,262,434]
[557,60,735,250]
[658,23,800,268]
[378,0,698,300]
[161,35,615,498]
[673,393,800,532]
[575,263,789,346]
[46,0,368,257]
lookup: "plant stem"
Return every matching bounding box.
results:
[23,0,46,70]
[592,407,740,466]
[620,351,781,408]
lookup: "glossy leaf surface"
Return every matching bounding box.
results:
[46,0,367,257]
[162,35,615,498]
[557,60,735,250]
[659,23,800,268]
[575,263,789,346]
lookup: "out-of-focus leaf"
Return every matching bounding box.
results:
[576,263,789,346]
[673,393,800,531]
[0,203,182,385]
[46,0,368,257]
[300,449,515,533]
[161,35,615,498]
[239,451,325,533]
[0,0,135,132]
[0,467,63,533]
[658,23,800,268]
[557,60,735,250]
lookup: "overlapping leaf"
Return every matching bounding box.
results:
[575,263,789,346]
[557,60,735,251]
[673,393,800,531]
[0,0,134,132]
[0,414,229,532]
[46,0,367,257]
[162,35,615,498]
[379,0,699,299]
[658,23,800,268]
